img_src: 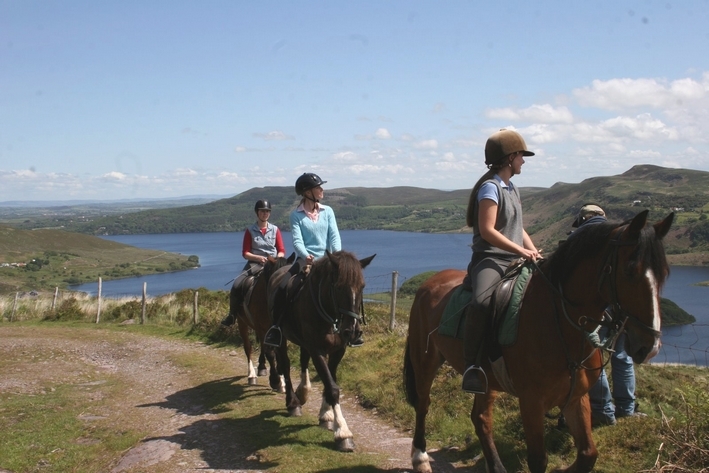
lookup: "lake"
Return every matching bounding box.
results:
[71,230,709,366]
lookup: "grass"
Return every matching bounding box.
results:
[2,292,708,472]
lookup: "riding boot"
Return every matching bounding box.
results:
[461,305,488,394]
[264,261,302,347]
[221,286,243,327]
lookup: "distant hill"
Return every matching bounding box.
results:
[0,224,198,294]
[5,165,709,265]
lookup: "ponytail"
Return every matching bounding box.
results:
[466,169,496,227]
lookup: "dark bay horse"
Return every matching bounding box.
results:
[230,255,291,390]
[404,210,673,473]
[267,250,375,452]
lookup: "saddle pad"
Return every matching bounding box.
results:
[497,263,533,347]
[438,286,470,339]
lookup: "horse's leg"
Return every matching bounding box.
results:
[404,341,443,473]
[555,396,597,473]
[263,346,284,392]
[318,395,335,431]
[517,396,548,473]
[237,316,258,386]
[295,347,311,405]
[276,342,302,416]
[472,391,506,473]
[311,349,354,452]
[257,350,268,377]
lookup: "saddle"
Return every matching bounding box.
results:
[439,258,534,346]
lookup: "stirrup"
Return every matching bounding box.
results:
[263,326,282,347]
[461,365,488,394]
[220,314,236,327]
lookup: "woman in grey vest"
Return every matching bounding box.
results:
[221,199,286,326]
[461,129,541,394]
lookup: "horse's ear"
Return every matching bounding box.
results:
[654,212,674,240]
[359,254,376,269]
[627,210,650,239]
[287,252,296,264]
[326,250,337,266]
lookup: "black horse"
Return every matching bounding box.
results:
[267,250,375,452]
[230,255,291,390]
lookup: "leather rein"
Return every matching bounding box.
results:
[308,276,365,334]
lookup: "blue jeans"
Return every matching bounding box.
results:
[589,332,636,419]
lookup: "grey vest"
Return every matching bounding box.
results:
[471,178,524,258]
[248,223,278,257]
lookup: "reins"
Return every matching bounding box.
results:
[308,273,364,334]
[530,226,660,416]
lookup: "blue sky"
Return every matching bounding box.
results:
[2,1,709,202]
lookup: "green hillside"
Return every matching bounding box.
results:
[0,224,198,294]
[6,165,709,265]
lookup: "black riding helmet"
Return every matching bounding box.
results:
[254,200,272,212]
[295,172,326,196]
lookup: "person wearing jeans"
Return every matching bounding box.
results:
[568,204,645,427]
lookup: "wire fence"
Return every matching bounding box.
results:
[3,276,708,368]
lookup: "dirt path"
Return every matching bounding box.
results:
[1,325,463,472]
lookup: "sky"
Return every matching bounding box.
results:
[2,1,709,202]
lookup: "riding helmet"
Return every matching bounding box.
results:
[295,172,326,196]
[254,200,272,212]
[485,129,535,166]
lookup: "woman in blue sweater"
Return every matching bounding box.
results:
[290,172,342,262]
[264,172,353,347]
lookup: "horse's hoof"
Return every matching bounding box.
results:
[288,407,302,417]
[335,437,355,452]
[319,420,335,431]
[257,368,268,377]
[248,377,258,386]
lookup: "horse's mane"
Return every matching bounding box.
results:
[544,220,669,287]
[310,251,365,288]
[263,256,290,280]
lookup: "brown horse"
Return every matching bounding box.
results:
[230,255,291,390]
[267,250,375,452]
[404,210,673,473]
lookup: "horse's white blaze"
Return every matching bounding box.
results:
[411,447,432,473]
[333,403,353,440]
[644,268,662,361]
[319,396,335,423]
[247,360,256,379]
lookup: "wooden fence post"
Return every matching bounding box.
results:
[95,277,102,323]
[11,292,18,322]
[193,291,199,324]
[388,271,398,331]
[52,287,59,312]
[141,282,147,324]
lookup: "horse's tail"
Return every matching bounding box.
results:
[403,338,418,407]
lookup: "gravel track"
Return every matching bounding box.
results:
[0,325,465,472]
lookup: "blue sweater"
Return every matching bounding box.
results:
[290,204,342,259]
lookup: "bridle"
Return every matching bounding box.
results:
[536,225,662,415]
[308,276,365,335]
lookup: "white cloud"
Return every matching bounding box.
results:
[374,128,392,139]
[572,75,709,111]
[414,139,438,150]
[486,104,574,124]
[252,131,295,141]
[102,171,127,181]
